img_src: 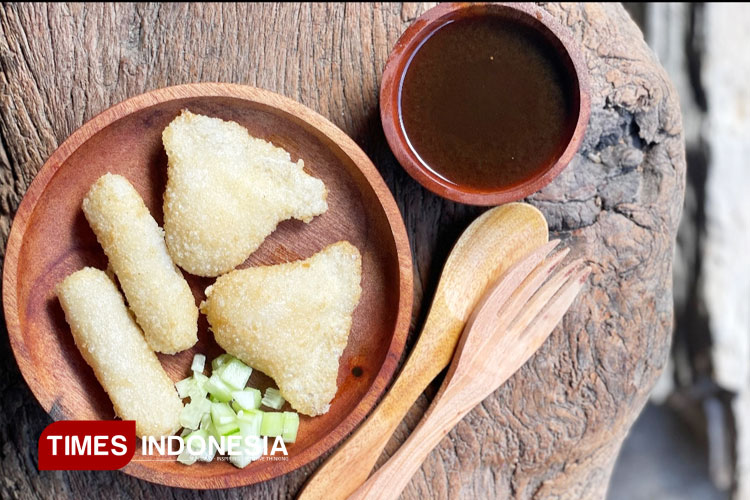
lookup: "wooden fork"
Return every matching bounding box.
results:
[349,247,590,500]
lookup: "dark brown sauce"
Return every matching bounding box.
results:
[399,14,577,192]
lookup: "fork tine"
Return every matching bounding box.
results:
[464,240,561,330]
[492,247,570,334]
[504,258,584,336]
[487,266,590,388]
[517,266,591,350]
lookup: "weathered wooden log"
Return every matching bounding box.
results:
[0,3,684,499]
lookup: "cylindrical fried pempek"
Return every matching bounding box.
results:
[83,173,198,354]
[56,267,183,437]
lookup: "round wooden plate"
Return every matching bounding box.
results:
[2,83,413,489]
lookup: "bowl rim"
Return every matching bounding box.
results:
[380,2,591,206]
[2,82,414,489]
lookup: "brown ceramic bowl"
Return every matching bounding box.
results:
[380,2,590,206]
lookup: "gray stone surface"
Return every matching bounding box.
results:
[609,404,727,500]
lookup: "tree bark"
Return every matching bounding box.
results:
[0,3,684,499]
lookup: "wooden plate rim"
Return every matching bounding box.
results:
[2,82,414,489]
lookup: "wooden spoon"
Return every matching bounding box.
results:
[298,203,549,500]
[351,252,590,499]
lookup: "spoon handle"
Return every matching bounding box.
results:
[348,382,480,500]
[297,313,461,500]
[352,264,590,500]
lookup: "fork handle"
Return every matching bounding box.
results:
[349,382,484,500]
[297,314,462,500]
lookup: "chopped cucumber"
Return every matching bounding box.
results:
[179,398,210,430]
[216,358,253,390]
[260,411,283,437]
[199,412,212,430]
[210,402,239,436]
[261,387,285,410]
[212,353,234,371]
[217,415,235,425]
[189,372,209,400]
[230,444,263,469]
[175,377,195,399]
[196,396,211,413]
[175,352,303,466]
[198,440,218,462]
[205,374,234,402]
[184,429,216,462]
[188,384,208,401]
[204,419,220,440]
[182,429,214,463]
[232,388,261,411]
[282,412,299,443]
[177,446,197,465]
[237,409,263,438]
[191,353,206,374]
[193,371,209,387]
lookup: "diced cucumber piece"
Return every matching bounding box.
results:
[229,446,263,469]
[217,415,234,425]
[193,371,209,387]
[189,372,209,400]
[210,401,235,421]
[204,420,220,440]
[260,411,283,437]
[177,446,197,465]
[232,388,262,411]
[191,353,206,374]
[216,358,253,390]
[212,353,234,371]
[184,429,215,463]
[211,402,239,436]
[261,387,285,410]
[182,429,213,463]
[195,396,211,413]
[180,427,192,438]
[197,439,218,462]
[188,384,208,401]
[237,409,263,438]
[229,449,252,469]
[229,444,263,469]
[179,398,210,430]
[282,412,299,443]
[175,377,195,399]
[199,412,212,431]
[205,374,234,402]
[216,420,240,436]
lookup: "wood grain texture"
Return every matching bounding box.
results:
[0,3,685,500]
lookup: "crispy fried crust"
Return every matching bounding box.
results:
[202,241,362,416]
[162,110,328,277]
[56,268,183,437]
[82,173,198,354]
